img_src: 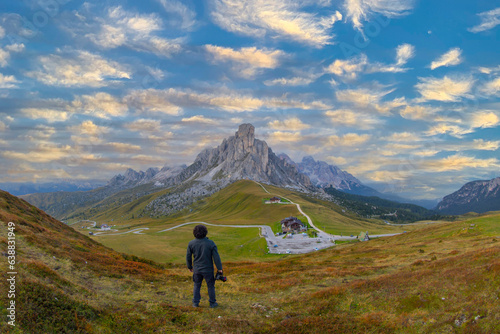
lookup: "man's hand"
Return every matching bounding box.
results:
[218,269,223,274]
[189,269,193,272]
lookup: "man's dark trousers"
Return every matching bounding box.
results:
[192,272,216,306]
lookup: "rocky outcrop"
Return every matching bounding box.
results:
[295,156,362,190]
[437,177,500,215]
[143,124,313,217]
[24,124,314,219]
[170,124,311,188]
[107,168,159,188]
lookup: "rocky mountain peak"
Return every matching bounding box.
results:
[171,123,312,189]
[302,156,316,164]
[235,123,255,149]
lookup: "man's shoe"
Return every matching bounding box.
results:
[192,303,199,307]
[210,303,219,308]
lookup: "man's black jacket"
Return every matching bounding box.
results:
[186,237,222,273]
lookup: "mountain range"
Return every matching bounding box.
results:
[0,180,106,196]
[436,177,500,215]
[16,123,500,218]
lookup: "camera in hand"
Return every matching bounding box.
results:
[215,271,227,282]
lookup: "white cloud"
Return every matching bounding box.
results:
[326,54,367,80]
[336,87,390,105]
[5,43,25,53]
[0,43,24,67]
[425,124,472,138]
[263,73,320,86]
[108,142,142,153]
[267,117,310,131]
[205,45,284,78]
[125,89,182,115]
[422,154,499,172]
[325,109,382,129]
[210,0,342,47]
[470,139,500,151]
[181,115,219,125]
[74,6,182,57]
[20,108,70,123]
[26,50,131,87]
[468,7,500,33]
[343,0,414,33]
[415,76,474,102]
[470,111,499,129]
[126,87,330,113]
[268,131,303,142]
[71,92,128,119]
[328,133,371,147]
[425,110,499,138]
[69,120,110,145]
[2,143,73,163]
[157,0,197,31]
[383,132,422,142]
[125,119,162,132]
[0,48,8,67]
[0,26,5,39]
[395,43,415,66]
[367,43,415,73]
[0,73,18,88]
[430,48,463,70]
[335,87,404,114]
[6,163,73,182]
[399,104,437,120]
[0,120,6,131]
[480,77,500,96]
[443,139,500,152]
[23,125,56,142]
[327,44,414,79]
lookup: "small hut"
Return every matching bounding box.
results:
[358,231,370,241]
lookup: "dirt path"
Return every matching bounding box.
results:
[157,221,334,254]
[254,181,402,243]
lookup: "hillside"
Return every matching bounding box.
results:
[324,186,446,223]
[22,124,314,221]
[72,180,421,264]
[437,177,500,215]
[1,189,500,333]
[0,190,180,333]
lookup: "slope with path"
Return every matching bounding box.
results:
[92,181,401,254]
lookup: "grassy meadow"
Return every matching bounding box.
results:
[1,186,499,333]
[95,225,272,264]
[72,180,432,265]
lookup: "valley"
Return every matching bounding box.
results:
[69,180,434,264]
[5,123,500,333]
[1,188,499,333]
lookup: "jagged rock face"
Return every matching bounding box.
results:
[284,155,362,190]
[108,167,160,187]
[176,124,311,188]
[437,177,500,215]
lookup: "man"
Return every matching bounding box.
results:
[186,224,223,308]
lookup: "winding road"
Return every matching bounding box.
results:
[89,181,402,254]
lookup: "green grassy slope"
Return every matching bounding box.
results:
[1,189,499,333]
[79,180,427,264]
[263,183,423,235]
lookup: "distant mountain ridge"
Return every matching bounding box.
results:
[0,180,106,196]
[278,154,416,203]
[22,123,439,220]
[22,124,313,219]
[436,177,500,215]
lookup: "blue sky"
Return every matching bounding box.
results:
[0,0,499,200]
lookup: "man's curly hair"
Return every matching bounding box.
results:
[193,224,208,239]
